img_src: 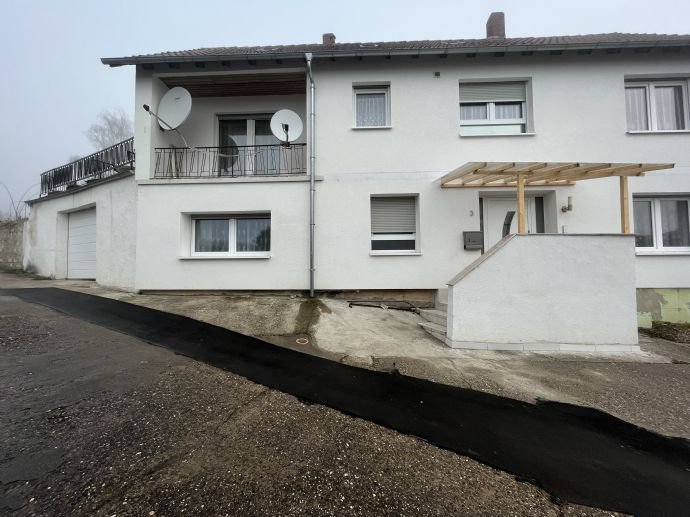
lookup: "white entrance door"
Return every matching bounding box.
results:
[482,197,541,251]
[67,208,97,279]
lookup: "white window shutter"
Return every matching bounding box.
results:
[460,82,526,103]
[371,197,416,233]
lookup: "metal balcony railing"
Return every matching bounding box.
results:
[153,144,307,178]
[40,137,135,196]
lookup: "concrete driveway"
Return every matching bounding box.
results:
[0,293,620,517]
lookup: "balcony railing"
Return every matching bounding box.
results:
[153,144,307,178]
[40,137,135,196]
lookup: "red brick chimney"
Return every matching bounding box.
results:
[486,12,505,39]
[322,33,336,45]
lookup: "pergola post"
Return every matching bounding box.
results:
[619,175,630,234]
[516,173,526,233]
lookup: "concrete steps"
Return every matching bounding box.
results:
[418,321,447,342]
[418,294,448,343]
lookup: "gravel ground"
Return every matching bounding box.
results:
[0,295,620,516]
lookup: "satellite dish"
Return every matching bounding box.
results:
[157,87,192,130]
[270,109,303,144]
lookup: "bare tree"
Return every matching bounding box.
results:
[85,109,133,150]
[67,154,82,163]
[0,181,36,221]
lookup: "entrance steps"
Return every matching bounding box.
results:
[418,292,448,343]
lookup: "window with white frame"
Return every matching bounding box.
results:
[633,197,690,253]
[370,196,418,252]
[459,81,528,135]
[192,214,271,257]
[625,80,689,132]
[354,85,390,127]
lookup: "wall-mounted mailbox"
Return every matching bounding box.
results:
[463,231,483,250]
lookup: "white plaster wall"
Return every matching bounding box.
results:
[447,234,639,347]
[134,181,310,291]
[129,53,689,292]
[312,53,690,290]
[25,176,137,291]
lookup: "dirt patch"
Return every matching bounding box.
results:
[646,321,690,344]
[294,298,332,337]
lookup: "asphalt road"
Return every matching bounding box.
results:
[1,289,687,516]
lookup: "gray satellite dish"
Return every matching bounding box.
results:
[157,87,192,130]
[270,109,303,144]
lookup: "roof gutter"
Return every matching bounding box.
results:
[101,39,690,67]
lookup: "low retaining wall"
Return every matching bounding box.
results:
[446,234,639,351]
[0,219,26,270]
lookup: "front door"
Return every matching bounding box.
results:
[482,196,544,251]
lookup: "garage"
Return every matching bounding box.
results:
[67,208,97,279]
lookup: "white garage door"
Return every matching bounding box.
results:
[67,208,97,279]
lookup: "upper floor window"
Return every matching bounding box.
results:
[459,81,528,136]
[625,81,689,132]
[634,197,690,253]
[354,85,391,128]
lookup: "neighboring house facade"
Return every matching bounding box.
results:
[25,14,690,328]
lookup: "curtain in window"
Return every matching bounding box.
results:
[654,86,685,130]
[195,219,229,252]
[356,93,386,126]
[625,87,649,131]
[495,102,522,120]
[236,218,271,252]
[460,103,488,120]
[660,200,690,247]
[633,200,654,247]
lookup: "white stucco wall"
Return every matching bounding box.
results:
[128,52,689,292]
[311,52,690,291]
[134,180,310,291]
[446,234,639,350]
[25,176,137,291]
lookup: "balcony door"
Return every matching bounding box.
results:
[218,116,281,176]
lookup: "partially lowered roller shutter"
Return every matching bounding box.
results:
[67,208,96,279]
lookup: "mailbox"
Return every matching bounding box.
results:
[463,231,483,250]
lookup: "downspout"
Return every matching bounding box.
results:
[305,53,316,297]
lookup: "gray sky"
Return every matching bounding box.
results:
[2,0,689,211]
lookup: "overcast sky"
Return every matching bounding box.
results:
[1,0,689,212]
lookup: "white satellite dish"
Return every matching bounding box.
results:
[270,109,303,144]
[157,87,192,130]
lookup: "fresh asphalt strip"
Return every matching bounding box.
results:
[4,288,690,516]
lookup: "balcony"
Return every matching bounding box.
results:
[40,137,135,196]
[153,144,307,178]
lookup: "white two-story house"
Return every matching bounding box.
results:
[25,13,690,340]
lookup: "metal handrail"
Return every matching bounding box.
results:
[153,144,307,178]
[40,137,135,196]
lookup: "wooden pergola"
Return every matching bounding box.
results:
[439,161,674,234]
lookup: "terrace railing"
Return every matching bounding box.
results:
[153,144,306,178]
[40,137,135,196]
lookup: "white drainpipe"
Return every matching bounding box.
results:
[305,53,316,297]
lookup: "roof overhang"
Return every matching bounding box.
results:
[100,39,690,67]
[439,161,675,188]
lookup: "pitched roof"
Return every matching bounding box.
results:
[101,33,690,66]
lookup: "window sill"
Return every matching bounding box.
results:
[627,130,690,135]
[635,250,690,256]
[352,126,393,130]
[369,251,422,256]
[459,132,536,138]
[179,254,271,260]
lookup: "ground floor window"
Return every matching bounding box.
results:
[633,197,690,253]
[192,214,271,257]
[370,195,418,252]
